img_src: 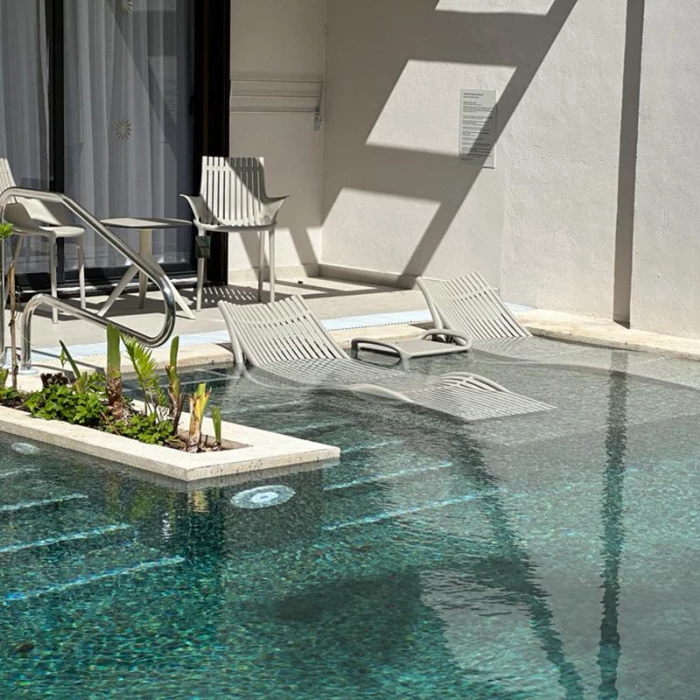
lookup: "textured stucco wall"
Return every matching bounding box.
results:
[228,0,326,279]
[322,0,627,315]
[631,2,700,336]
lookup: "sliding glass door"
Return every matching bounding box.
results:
[0,0,196,289]
[0,0,51,276]
[62,0,194,280]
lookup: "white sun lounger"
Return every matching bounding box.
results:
[416,273,700,391]
[416,272,609,365]
[218,296,553,423]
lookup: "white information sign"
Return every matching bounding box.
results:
[460,89,497,168]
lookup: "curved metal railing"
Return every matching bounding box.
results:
[0,187,177,371]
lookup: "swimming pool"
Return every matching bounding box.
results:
[2,346,700,698]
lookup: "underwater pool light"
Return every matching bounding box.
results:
[231,485,295,509]
[11,443,41,456]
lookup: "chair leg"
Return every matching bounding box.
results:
[196,230,205,312]
[257,230,264,302]
[268,227,276,303]
[6,235,24,306]
[77,235,86,310]
[49,237,58,324]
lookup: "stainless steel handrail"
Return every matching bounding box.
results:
[0,187,177,371]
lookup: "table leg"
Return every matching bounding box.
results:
[138,229,152,309]
[97,264,139,317]
[99,223,195,320]
[170,283,196,320]
[257,230,264,302]
[268,227,276,303]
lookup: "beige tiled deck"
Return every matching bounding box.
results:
[14,275,700,392]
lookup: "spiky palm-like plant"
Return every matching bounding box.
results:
[187,382,210,452]
[211,406,222,449]
[122,333,164,417]
[165,336,184,432]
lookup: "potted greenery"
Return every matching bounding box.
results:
[0,324,225,453]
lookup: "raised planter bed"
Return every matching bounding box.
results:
[0,405,340,482]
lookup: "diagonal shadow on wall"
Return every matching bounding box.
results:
[322,0,580,281]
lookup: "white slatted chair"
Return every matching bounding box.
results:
[0,158,86,324]
[181,156,288,311]
[218,296,553,423]
[419,274,700,388]
[417,272,609,364]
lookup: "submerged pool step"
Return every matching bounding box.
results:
[3,555,185,604]
[0,473,90,507]
[323,461,454,491]
[341,439,405,455]
[0,541,185,604]
[282,419,349,436]
[0,493,88,517]
[0,504,128,550]
[0,468,39,480]
[323,489,498,532]
[0,524,133,556]
[232,398,309,416]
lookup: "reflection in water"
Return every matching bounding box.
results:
[472,464,586,699]
[597,368,628,699]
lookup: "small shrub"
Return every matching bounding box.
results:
[107,412,175,445]
[25,383,105,427]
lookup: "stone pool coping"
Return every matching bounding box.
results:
[0,406,340,482]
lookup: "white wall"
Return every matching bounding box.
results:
[228,0,326,281]
[322,0,627,315]
[631,2,700,336]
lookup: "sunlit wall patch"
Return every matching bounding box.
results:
[11,442,41,456]
[231,485,295,510]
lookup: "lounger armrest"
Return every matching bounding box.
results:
[180,194,209,224]
[261,194,289,222]
[420,328,473,350]
[350,337,410,365]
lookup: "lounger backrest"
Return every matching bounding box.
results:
[417,272,531,340]
[218,296,348,367]
[199,156,269,227]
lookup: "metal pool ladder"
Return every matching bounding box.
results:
[0,187,177,371]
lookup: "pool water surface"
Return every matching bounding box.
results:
[1,347,700,698]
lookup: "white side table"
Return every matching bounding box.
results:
[97,217,195,320]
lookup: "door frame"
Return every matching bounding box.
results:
[17,0,231,293]
[193,0,231,287]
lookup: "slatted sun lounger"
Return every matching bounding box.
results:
[416,273,700,389]
[416,272,616,367]
[218,296,553,423]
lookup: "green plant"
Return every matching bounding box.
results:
[211,406,222,449]
[25,383,105,427]
[0,367,21,406]
[0,222,17,390]
[106,323,128,421]
[59,342,105,395]
[187,382,210,452]
[107,412,175,445]
[165,336,184,431]
[122,334,165,416]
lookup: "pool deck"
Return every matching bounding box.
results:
[14,275,700,388]
[9,275,700,482]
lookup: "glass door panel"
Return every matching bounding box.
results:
[0,0,51,275]
[62,0,194,279]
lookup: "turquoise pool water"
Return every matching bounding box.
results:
[2,348,700,698]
